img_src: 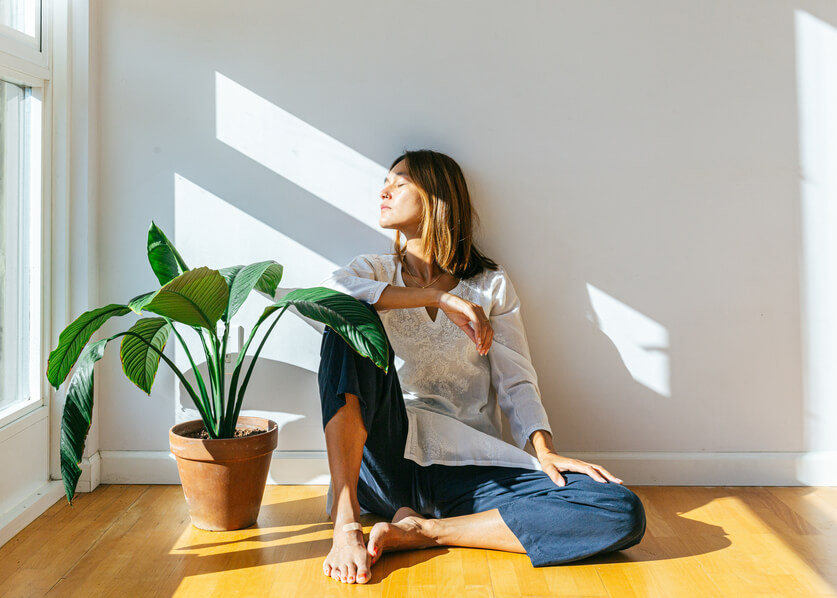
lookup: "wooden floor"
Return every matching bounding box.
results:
[1,485,836,597]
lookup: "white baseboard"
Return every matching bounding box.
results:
[567,451,837,486]
[0,480,65,548]
[94,450,837,486]
[77,451,101,493]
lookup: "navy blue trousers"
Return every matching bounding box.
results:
[317,302,646,568]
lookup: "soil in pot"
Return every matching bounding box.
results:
[183,427,267,440]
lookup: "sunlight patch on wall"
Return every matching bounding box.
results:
[215,72,388,239]
[795,10,837,466]
[586,283,670,397]
[173,172,333,374]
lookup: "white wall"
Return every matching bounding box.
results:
[91,0,837,483]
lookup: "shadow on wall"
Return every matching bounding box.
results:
[170,71,666,454]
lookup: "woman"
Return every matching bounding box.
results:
[316,149,645,584]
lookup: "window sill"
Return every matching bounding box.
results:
[0,397,44,432]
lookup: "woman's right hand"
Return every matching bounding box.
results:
[438,292,493,356]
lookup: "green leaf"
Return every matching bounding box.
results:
[259,287,389,372]
[120,318,172,394]
[60,339,108,503]
[127,290,156,314]
[220,260,284,322]
[147,221,190,286]
[254,263,283,298]
[47,304,131,389]
[130,267,229,329]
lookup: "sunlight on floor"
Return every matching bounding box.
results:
[664,491,836,596]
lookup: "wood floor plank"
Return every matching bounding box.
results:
[3,485,149,598]
[3,484,837,597]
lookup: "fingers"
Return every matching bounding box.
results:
[586,466,608,483]
[481,319,493,354]
[585,464,624,484]
[594,465,624,484]
[445,296,494,354]
[547,466,566,487]
[546,458,625,486]
[472,306,492,355]
[458,321,478,344]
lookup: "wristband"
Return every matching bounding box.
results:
[342,522,363,532]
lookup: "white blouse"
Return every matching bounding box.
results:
[318,253,553,473]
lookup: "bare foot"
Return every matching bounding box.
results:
[367,506,440,564]
[323,527,372,584]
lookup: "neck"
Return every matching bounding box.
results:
[402,238,437,281]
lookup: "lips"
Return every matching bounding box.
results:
[380,204,391,211]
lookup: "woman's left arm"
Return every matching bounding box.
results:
[487,268,624,486]
[530,429,624,486]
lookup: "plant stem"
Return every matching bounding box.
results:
[219,321,229,434]
[230,305,289,429]
[224,308,277,435]
[196,327,217,430]
[207,331,223,435]
[165,319,212,419]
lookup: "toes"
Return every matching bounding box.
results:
[357,564,371,583]
[323,562,331,577]
[346,563,357,584]
[368,523,385,553]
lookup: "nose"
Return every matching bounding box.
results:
[380,187,391,200]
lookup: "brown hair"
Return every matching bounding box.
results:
[389,149,499,279]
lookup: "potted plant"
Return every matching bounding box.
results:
[46,221,388,530]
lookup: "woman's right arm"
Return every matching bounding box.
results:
[375,286,493,354]
[319,255,494,350]
[371,285,441,311]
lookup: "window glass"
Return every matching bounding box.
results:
[0,79,33,411]
[0,0,40,41]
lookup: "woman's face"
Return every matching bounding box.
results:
[379,159,423,236]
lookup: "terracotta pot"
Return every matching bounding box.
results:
[169,417,278,531]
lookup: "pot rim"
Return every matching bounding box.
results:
[170,417,278,441]
[169,417,279,462]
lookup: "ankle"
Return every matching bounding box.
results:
[333,527,365,546]
[413,516,444,546]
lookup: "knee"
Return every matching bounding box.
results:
[320,314,363,355]
[613,487,646,548]
[321,301,378,343]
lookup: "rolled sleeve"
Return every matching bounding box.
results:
[488,268,553,450]
[317,254,392,310]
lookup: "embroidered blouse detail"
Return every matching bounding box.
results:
[318,253,553,470]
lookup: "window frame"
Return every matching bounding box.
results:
[0,0,50,431]
[0,0,48,72]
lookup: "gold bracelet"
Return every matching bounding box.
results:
[342,522,363,532]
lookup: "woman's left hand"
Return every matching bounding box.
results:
[538,452,624,486]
